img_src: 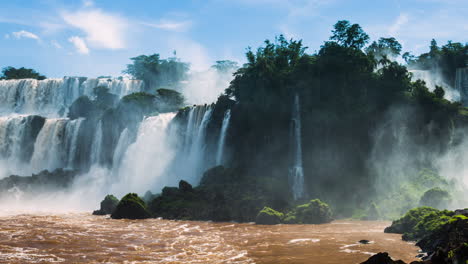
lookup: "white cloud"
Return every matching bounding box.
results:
[12,30,40,40]
[68,36,89,54]
[83,0,94,7]
[51,40,62,49]
[142,20,192,32]
[388,13,409,36]
[62,9,128,50]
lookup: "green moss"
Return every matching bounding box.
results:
[93,194,120,215]
[111,193,151,219]
[255,207,284,225]
[404,210,454,240]
[384,206,440,234]
[285,199,333,224]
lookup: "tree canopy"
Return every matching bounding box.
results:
[0,66,46,80]
[330,20,369,49]
[123,54,189,91]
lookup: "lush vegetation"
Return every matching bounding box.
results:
[123,54,189,91]
[215,20,466,218]
[404,39,467,87]
[88,19,466,224]
[256,207,284,225]
[375,207,468,264]
[0,66,46,80]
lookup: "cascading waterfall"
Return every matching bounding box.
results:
[456,68,468,106]
[0,115,44,172]
[289,94,304,200]
[113,113,176,195]
[90,121,103,166]
[0,77,143,116]
[65,118,84,169]
[184,107,196,153]
[187,106,213,182]
[30,119,69,172]
[112,128,134,169]
[171,105,214,184]
[216,109,231,165]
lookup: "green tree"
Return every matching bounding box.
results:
[366,37,402,61]
[123,54,189,91]
[1,66,46,80]
[211,60,239,73]
[155,88,185,112]
[434,85,445,99]
[330,20,369,49]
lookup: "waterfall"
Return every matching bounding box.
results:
[112,128,134,168]
[90,121,103,166]
[187,106,213,181]
[456,68,468,106]
[0,115,44,165]
[113,113,176,195]
[30,119,69,172]
[184,107,196,153]
[409,69,459,101]
[27,117,84,173]
[289,94,304,200]
[65,118,84,169]
[216,109,231,165]
[0,77,143,116]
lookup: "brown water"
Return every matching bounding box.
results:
[0,213,418,264]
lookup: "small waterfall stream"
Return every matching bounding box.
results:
[290,94,304,200]
[216,109,231,165]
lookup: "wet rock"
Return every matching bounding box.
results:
[360,252,407,264]
[179,180,193,193]
[283,199,333,224]
[255,207,283,225]
[111,193,151,219]
[93,194,119,215]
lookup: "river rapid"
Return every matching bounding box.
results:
[0,213,418,264]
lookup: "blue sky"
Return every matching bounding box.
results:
[0,0,466,78]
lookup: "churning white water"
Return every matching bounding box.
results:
[290,94,304,200]
[216,109,231,165]
[112,113,177,196]
[186,106,213,183]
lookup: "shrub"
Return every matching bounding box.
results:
[255,207,284,225]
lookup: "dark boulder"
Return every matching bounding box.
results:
[179,180,193,193]
[283,199,333,224]
[111,193,151,219]
[360,252,407,264]
[255,207,283,225]
[93,194,119,215]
